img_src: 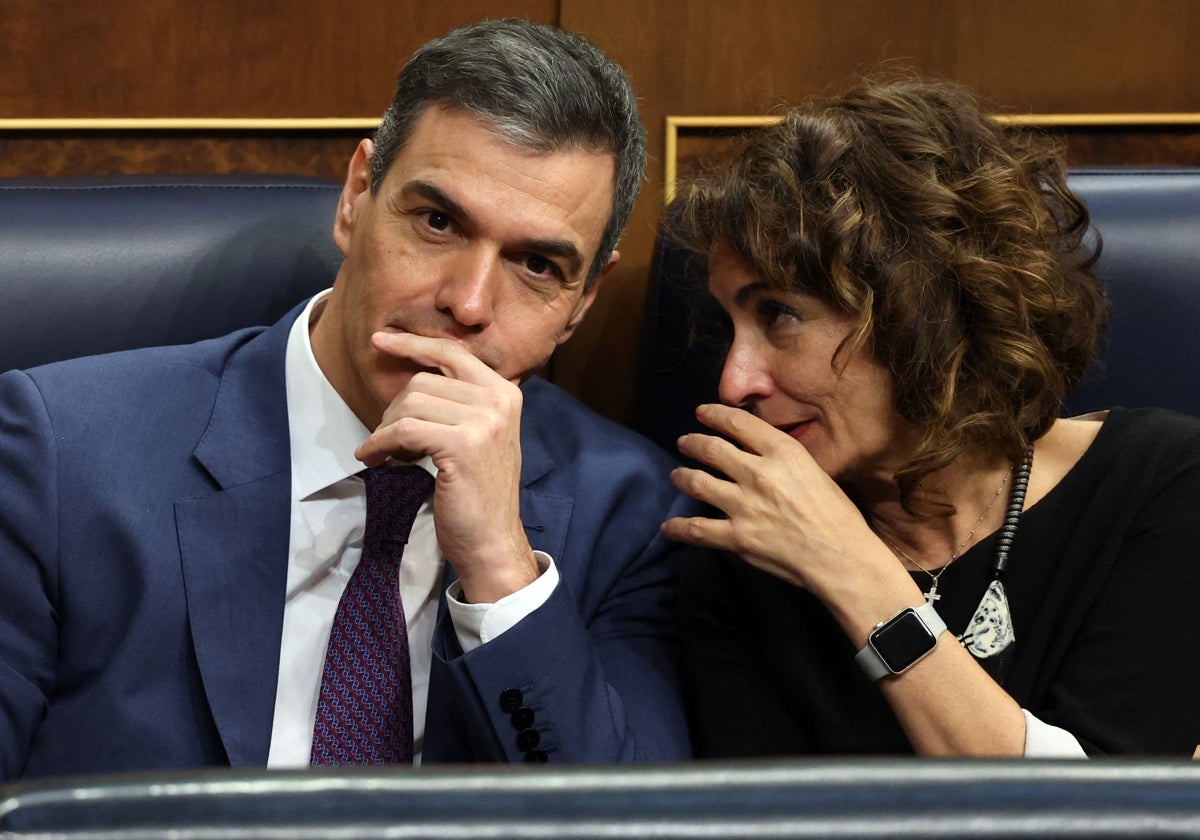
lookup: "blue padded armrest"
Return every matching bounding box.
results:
[0,175,343,373]
[4,760,1200,837]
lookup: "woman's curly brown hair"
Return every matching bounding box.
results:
[673,75,1109,503]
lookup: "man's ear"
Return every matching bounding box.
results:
[557,249,620,345]
[332,138,375,255]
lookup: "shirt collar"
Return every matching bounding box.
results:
[285,292,437,500]
[285,291,374,500]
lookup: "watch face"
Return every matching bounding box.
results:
[870,608,937,673]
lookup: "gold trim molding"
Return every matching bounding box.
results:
[0,117,381,131]
[665,112,1200,203]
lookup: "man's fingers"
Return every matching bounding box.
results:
[356,415,444,467]
[371,330,500,385]
[355,416,422,466]
[360,333,523,467]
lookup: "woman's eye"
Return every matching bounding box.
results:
[758,300,801,330]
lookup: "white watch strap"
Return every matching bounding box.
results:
[855,601,947,682]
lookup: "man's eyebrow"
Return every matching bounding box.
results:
[401,179,472,225]
[400,179,585,279]
[513,236,584,278]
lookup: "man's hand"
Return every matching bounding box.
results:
[356,331,538,604]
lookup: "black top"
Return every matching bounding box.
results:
[679,408,1200,756]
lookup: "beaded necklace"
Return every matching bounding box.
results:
[958,445,1033,660]
[875,445,1034,662]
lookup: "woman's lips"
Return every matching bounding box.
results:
[777,419,815,441]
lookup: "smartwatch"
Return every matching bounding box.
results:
[855,601,947,681]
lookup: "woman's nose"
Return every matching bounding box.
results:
[718,336,773,407]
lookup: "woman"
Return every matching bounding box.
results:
[662,76,1200,757]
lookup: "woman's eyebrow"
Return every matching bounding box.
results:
[734,282,769,307]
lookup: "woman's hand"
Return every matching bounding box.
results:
[660,403,888,598]
[664,403,1036,756]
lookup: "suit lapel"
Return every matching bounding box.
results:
[177,311,297,767]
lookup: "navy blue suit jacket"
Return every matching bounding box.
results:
[0,308,694,779]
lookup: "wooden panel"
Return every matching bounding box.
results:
[3,0,1198,427]
[0,0,557,118]
[1065,127,1200,166]
[667,119,1200,202]
[558,0,1200,427]
[0,131,362,180]
[567,0,1200,116]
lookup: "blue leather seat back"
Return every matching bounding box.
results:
[640,166,1200,454]
[0,175,343,373]
[1066,168,1200,417]
[2,169,1195,425]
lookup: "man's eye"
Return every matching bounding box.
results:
[424,211,452,232]
[524,254,558,278]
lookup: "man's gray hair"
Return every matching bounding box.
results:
[370,18,646,287]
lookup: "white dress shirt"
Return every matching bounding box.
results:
[266,292,558,767]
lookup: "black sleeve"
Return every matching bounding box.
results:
[678,550,817,757]
[1035,417,1200,756]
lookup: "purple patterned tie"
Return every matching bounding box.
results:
[310,464,434,765]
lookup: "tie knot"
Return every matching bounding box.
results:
[363,465,434,553]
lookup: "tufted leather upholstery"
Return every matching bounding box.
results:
[640,167,1200,452]
[0,175,343,374]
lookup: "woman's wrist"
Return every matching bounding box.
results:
[818,552,930,648]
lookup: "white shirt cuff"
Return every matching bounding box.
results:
[446,551,559,652]
[1022,708,1088,757]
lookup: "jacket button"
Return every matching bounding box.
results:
[524,749,549,763]
[499,688,523,712]
[510,707,535,729]
[516,728,541,751]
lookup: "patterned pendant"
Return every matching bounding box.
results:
[959,579,1015,659]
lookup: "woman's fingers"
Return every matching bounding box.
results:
[660,514,735,551]
[676,430,747,474]
[694,403,788,456]
[669,465,738,512]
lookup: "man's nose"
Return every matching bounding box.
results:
[434,248,499,330]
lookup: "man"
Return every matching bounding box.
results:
[0,19,693,779]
